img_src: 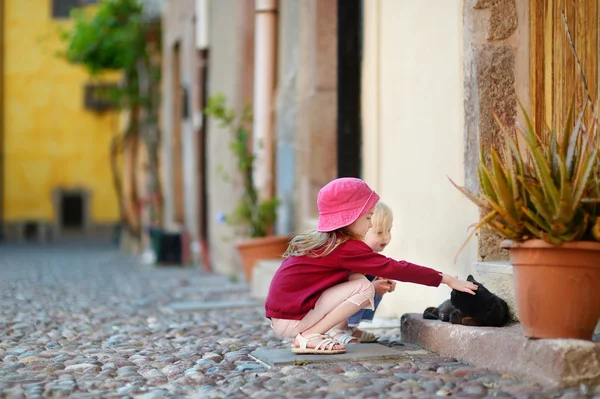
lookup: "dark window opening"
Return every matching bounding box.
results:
[84,83,118,112]
[24,222,38,241]
[52,0,98,19]
[61,194,84,230]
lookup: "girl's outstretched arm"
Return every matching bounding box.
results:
[440,274,478,295]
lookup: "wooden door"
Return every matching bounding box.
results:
[172,43,184,224]
[530,0,599,132]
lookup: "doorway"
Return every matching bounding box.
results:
[52,188,90,237]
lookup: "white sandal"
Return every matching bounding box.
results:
[291,333,346,354]
[346,327,378,343]
[326,328,360,344]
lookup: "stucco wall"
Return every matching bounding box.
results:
[3,0,119,224]
[161,0,199,245]
[204,0,248,277]
[274,0,300,236]
[362,0,479,318]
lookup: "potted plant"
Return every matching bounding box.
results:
[204,94,290,281]
[449,90,600,340]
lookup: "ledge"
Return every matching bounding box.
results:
[401,313,600,388]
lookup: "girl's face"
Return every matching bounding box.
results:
[347,210,374,238]
[364,217,393,252]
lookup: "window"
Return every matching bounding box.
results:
[52,0,98,19]
[84,83,119,112]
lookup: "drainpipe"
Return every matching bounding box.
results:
[252,0,278,208]
[195,0,212,271]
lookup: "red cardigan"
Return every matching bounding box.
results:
[265,239,443,320]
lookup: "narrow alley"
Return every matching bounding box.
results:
[0,243,596,398]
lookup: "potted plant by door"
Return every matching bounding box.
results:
[204,94,290,282]
[449,92,600,340]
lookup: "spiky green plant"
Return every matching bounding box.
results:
[450,96,600,258]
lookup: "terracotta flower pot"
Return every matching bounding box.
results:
[236,234,291,282]
[503,239,600,340]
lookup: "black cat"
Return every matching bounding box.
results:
[423,275,510,327]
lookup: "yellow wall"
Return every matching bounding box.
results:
[3,0,120,223]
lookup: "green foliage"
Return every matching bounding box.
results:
[60,0,161,111]
[62,0,144,74]
[450,95,600,257]
[204,94,280,238]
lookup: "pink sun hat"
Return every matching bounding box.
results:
[316,178,380,232]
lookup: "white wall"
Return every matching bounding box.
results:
[362,0,479,318]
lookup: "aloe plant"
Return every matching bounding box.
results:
[450,95,600,257]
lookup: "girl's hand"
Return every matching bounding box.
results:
[441,274,478,295]
[373,279,396,295]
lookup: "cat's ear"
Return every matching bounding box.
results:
[467,274,475,282]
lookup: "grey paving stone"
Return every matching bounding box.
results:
[249,343,406,367]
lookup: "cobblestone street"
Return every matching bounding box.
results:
[0,243,598,399]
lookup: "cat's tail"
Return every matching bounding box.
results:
[422,306,440,320]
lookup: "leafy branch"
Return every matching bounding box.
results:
[204,94,279,238]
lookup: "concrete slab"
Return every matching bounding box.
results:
[165,300,260,312]
[250,343,407,367]
[401,313,600,388]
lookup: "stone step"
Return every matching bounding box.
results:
[250,259,282,300]
[400,313,600,388]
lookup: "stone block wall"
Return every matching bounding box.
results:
[463,0,529,261]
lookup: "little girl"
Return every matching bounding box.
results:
[331,201,396,344]
[265,178,477,354]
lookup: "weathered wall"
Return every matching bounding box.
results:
[295,0,338,230]
[3,0,119,224]
[275,0,300,235]
[463,0,529,261]
[204,0,249,277]
[161,0,200,248]
[362,0,479,318]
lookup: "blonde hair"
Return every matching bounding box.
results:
[283,228,362,258]
[371,202,393,230]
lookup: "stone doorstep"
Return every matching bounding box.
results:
[250,343,409,367]
[400,313,600,388]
